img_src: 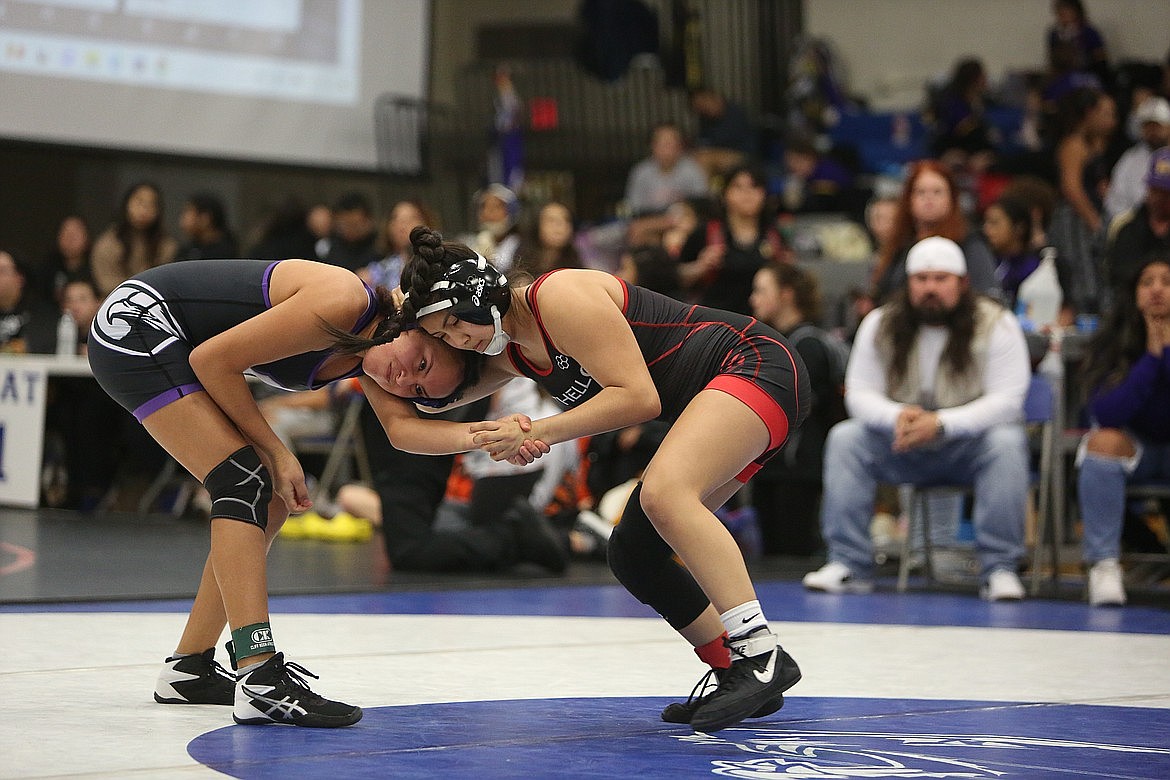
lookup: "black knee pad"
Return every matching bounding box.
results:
[203,446,272,529]
[607,484,710,630]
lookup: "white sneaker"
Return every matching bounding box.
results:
[980,569,1025,601]
[802,561,874,594]
[1087,559,1127,606]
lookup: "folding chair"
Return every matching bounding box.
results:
[291,394,373,504]
[1121,483,1170,587]
[897,373,1055,592]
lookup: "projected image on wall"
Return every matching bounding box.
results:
[0,0,360,104]
[0,0,428,170]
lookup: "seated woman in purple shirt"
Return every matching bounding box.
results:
[1075,254,1170,607]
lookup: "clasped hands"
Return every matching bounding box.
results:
[892,405,943,453]
[469,414,550,466]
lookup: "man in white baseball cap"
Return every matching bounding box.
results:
[1105,97,1170,221]
[804,236,1034,601]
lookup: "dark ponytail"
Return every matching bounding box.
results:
[321,283,405,356]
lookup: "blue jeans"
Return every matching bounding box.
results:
[1077,437,1170,563]
[820,419,1029,579]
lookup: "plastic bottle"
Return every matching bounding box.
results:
[1016,247,1062,331]
[56,312,77,356]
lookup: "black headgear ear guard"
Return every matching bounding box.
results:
[413,255,510,325]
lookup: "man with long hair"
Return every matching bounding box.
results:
[803,237,1033,600]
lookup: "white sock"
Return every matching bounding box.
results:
[236,658,265,677]
[720,600,768,639]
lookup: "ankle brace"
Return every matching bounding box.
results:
[231,622,275,662]
[727,628,777,661]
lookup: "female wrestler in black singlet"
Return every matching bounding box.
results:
[363,227,811,733]
[88,258,539,729]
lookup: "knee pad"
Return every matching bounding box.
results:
[203,446,273,529]
[607,484,709,630]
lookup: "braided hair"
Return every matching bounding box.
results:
[397,226,481,325]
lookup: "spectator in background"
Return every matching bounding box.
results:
[869,160,998,305]
[780,136,857,215]
[38,215,92,306]
[331,393,569,575]
[689,86,758,179]
[617,243,683,301]
[803,237,1031,600]
[515,200,582,276]
[1103,146,1170,295]
[1074,254,1170,606]
[661,198,703,258]
[1048,86,1117,316]
[306,202,334,261]
[59,277,101,356]
[1046,0,1111,92]
[983,193,1058,314]
[1003,175,1061,254]
[361,199,440,290]
[471,184,523,273]
[623,123,711,247]
[248,197,318,261]
[1104,98,1170,223]
[677,164,789,315]
[45,276,122,510]
[864,193,900,259]
[454,378,568,573]
[324,191,380,272]
[0,249,57,354]
[927,57,998,174]
[749,263,839,556]
[832,194,900,344]
[90,181,177,296]
[175,191,238,262]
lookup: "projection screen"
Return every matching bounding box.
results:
[0,0,430,170]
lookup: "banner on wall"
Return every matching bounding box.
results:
[0,360,47,508]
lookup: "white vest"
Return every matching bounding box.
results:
[877,297,1005,410]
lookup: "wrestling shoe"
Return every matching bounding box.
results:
[660,666,785,724]
[689,629,802,733]
[154,648,235,705]
[233,653,362,728]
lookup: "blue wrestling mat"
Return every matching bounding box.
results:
[189,696,1170,779]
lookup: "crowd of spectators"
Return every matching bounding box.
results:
[8,0,1170,602]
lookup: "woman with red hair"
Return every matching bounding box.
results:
[869,159,998,304]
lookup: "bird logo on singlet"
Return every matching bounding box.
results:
[91,280,187,355]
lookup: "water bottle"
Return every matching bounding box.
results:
[1016,248,1062,331]
[56,312,77,356]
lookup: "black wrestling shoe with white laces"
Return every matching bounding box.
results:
[233,653,362,728]
[660,667,785,724]
[689,629,801,733]
[154,648,235,705]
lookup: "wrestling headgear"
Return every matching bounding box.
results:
[413,254,512,355]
